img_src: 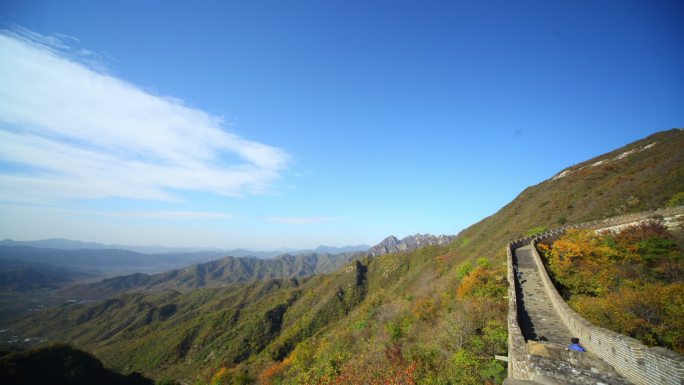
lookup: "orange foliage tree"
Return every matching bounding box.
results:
[258,354,294,385]
[316,361,417,385]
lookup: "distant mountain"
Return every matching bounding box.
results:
[0,238,368,259]
[0,238,115,251]
[0,268,71,292]
[367,233,456,257]
[213,249,284,259]
[314,244,370,254]
[0,246,227,276]
[65,251,360,298]
[0,238,230,255]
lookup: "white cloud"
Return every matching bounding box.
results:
[0,29,290,203]
[268,216,336,225]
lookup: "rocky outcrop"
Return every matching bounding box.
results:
[367,233,455,257]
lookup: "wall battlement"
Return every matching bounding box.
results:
[506,206,684,385]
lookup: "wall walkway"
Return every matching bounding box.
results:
[514,244,570,344]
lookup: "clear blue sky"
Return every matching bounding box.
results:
[0,1,682,249]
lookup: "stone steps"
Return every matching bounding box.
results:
[514,245,571,344]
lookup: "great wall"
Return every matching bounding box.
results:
[503,206,684,385]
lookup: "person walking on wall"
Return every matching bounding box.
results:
[568,337,586,352]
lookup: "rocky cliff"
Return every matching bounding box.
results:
[367,233,455,257]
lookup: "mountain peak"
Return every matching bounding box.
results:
[368,233,455,257]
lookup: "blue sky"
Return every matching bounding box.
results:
[0,1,682,249]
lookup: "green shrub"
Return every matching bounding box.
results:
[476,257,491,268]
[456,262,473,280]
[386,321,403,343]
[666,191,684,207]
[526,226,547,236]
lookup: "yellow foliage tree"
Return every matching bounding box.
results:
[456,265,506,299]
[545,229,620,296]
[210,367,229,385]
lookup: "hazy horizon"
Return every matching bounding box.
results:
[0,236,373,253]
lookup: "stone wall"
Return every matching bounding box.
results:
[505,244,533,381]
[506,206,684,384]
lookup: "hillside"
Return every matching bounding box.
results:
[0,345,153,385]
[5,129,683,384]
[10,247,476,383]
[451,128,684,262]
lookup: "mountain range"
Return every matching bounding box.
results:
[62,233,456,298]
[0,233,447,297]
[0,242,371,281]
[63,251,359,298]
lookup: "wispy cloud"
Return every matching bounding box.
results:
[65,208,235,220]
[8,25,72,51]
[0,28,290,203]
[268,216,337,225]
[0,203,235,220]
